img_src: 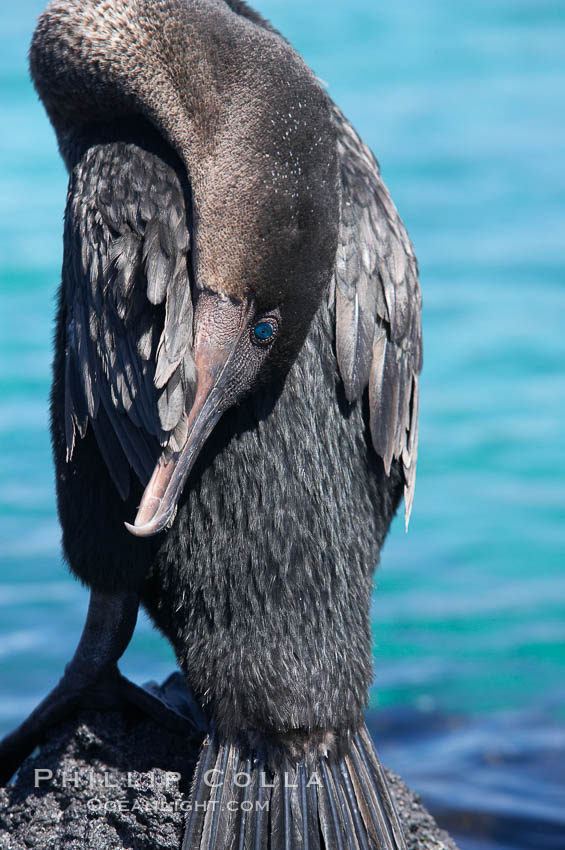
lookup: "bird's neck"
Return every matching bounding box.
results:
[30,0,310,177]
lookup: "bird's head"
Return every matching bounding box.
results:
[126,58,340,537]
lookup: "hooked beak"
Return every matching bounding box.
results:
[125,296,252,537]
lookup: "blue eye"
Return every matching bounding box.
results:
[252,320,277,344]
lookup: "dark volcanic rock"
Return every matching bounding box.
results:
[0,680,458,850]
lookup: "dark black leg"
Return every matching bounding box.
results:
[0,590,194,784]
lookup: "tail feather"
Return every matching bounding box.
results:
[269,759,290,850]
[347,745,383,846]
[184,733,217,850]
[329,759,362,850]
[183,724,406,850]
[238,756,252,850]
[200,737,232,850]
[238,748,263,850]
[353,729,406,850]
[302,762,322,850]
[338,758,369,850]
[318,758,345,850]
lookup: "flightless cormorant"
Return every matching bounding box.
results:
[1,2,422,848]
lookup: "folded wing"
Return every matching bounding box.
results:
[332,107,422,524]
[63,139,196,499]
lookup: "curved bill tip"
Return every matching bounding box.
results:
[123,386,224,539]
[124,503,178,538]
[123,458,180,538]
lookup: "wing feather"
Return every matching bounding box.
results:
[332,107,422,525]
[62,137,196,498]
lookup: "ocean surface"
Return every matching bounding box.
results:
[1,1,564,848]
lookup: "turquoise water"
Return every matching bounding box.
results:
[1,1,564,847]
